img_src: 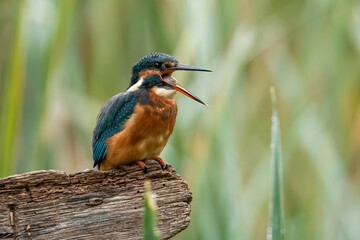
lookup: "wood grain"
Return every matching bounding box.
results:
[0,160,192,240]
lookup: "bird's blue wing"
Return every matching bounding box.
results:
[91,92,137,168]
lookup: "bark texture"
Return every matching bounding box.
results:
[0,160,192,240]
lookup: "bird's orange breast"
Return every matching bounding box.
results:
[100,92,178,170]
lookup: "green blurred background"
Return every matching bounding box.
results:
[1,0,360,239]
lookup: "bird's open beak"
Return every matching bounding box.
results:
[168,64,212,72]
[163,63,211,106]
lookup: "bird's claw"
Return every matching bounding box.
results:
[136,161,147,173]
[136,158,166,173]
[154,157,167,170]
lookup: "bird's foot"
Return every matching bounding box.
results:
[136,160,147,173]
[154,157,167,170]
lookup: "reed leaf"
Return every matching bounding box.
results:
[267,87,285,240]
[143,181,161,240]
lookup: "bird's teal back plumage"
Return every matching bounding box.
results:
[91,84,157,168]
[91,92,137,168]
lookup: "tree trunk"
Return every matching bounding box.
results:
[0,160,192,240]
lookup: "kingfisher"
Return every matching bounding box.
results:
[91,52,211,172]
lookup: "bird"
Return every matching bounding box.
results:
[91,52,211,172]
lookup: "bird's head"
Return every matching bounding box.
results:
[128,53,211,105]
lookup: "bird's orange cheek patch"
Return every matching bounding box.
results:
[164,61,175,67]
[139,70,161,79]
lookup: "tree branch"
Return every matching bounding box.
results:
[0,160,192,240]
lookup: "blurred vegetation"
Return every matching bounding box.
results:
[0,0,360,239]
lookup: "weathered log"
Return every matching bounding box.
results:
[0,160,192,240]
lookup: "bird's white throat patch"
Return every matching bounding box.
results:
[153,87,177,99]
[153,76,178,99]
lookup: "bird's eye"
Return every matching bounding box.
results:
[154,62,162,68]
